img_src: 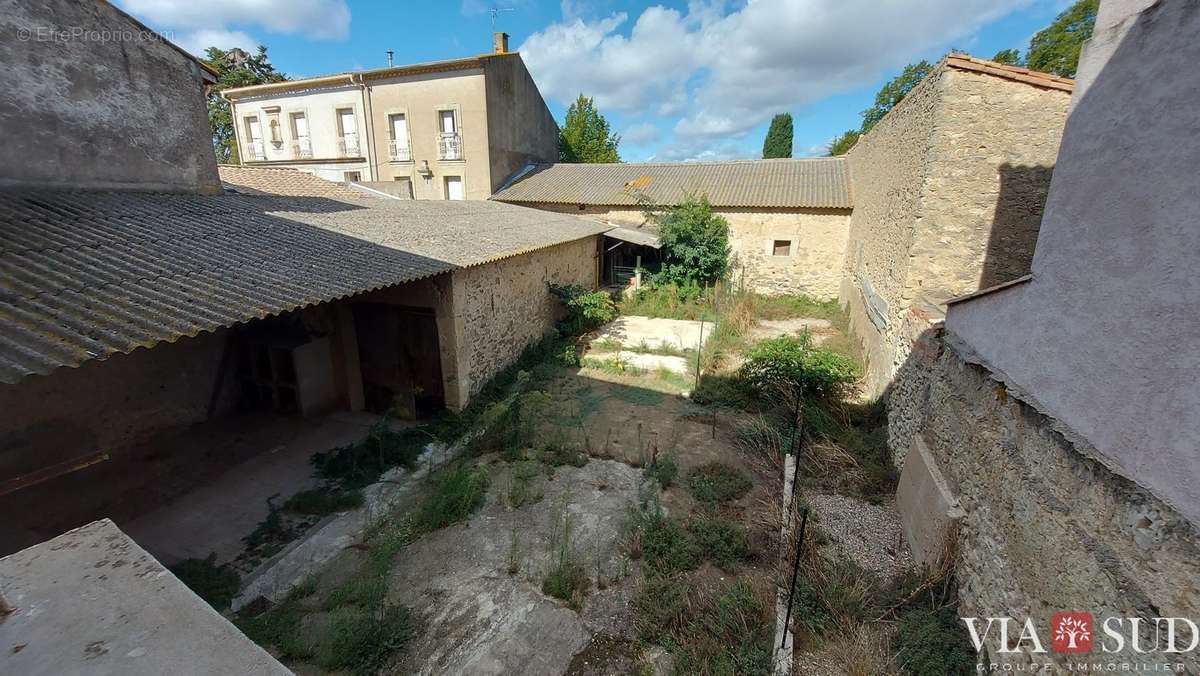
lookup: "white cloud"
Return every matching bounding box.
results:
[119,0,351,55]
[622,122,660,145]
[520,0,1032,146]
[176,28,256,56]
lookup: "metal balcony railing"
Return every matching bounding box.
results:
[437,133,462,161]
[389,140,412,162]
[337,135,361,158]
[290,137,312,159]
[245,141,265,161]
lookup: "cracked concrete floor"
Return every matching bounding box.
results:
[388,457,646,676]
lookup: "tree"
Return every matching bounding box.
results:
[202,46,287,163]
[860,60,934,132]
[826,129,860,157]
[762,113,793,158]
[559,95,621,163]
[992,48,1023,66]
[1025,0,1098,77]
[654,195,730,287]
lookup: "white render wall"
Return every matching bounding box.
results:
[231,84,369,181]
[945,0,1200,526]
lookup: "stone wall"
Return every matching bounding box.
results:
[505,202,850,299]
[839,62,1069,396]
[0,0,220,193]
[900,337,1200,671]
[453,236,599,400]
[0,329,234,477]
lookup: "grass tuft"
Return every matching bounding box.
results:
[686,462,753,504]
[170,553,241,610]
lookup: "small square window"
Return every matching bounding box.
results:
[343,171,362,182]
[772,240,792,256]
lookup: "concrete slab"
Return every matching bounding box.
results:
[121,412,385,566]
[591,316,712,352]
[747,318,832,344]
[0,519,290,676]
[611,351,690,375]
[391,459,643,675]
[896,437,965,567]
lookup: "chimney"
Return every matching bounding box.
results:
[386,49,394,67]
[493,32,509,54]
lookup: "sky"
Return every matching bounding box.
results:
[118,0,1074,162]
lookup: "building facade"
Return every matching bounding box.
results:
[222,35,558,200]
[492,159,854,299]
[892,0,1200,669]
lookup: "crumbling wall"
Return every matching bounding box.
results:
[904,339,1200,670]
[454,236,598,400]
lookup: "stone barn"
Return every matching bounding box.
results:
[491,158,854,299]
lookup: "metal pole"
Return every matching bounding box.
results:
[694,317,705,390]
[781,507,810,649]
[788,383,804,503]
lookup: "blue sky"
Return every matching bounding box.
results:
[120,0,1071,162]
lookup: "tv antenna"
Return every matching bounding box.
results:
[489,5,515,32]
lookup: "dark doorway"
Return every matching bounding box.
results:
[352,304,445,418]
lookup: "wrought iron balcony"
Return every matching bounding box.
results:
[290,137,312,159]
[389,140,412,162]
[244,141,265,161]
[437,133,462,161]
[337,135,361,158]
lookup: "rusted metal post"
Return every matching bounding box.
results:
[781,507,810,649]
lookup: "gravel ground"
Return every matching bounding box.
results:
[805,491,915,580]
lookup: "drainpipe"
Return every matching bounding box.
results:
[354,74,378,181]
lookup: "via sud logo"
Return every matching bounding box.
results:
[962,611,1200,656]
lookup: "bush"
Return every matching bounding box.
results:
[686,462,753,505]
[551,284,617,336]
[644,454,678,488]
[415,463,489,531]
[283,487,364,515]
[740,333,858,400]
[617,283,714,321]
[628,504,701,577]
[170,554,241,610]
[687,516,751,571]
[896,607,977,675]
[654,195,731,287]
[312,419,427,490]
[319,604,415,674]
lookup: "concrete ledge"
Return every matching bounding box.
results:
[896,437,965,567]
[0,519,290,675]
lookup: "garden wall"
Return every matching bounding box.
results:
[892,334,1200,671]
[840,63,1070,397]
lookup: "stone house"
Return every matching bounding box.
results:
[492,158,854,299]
[838,54,1074,397]
[221,33,558,200]
[0,0,605,560]
[892,0,1200,670]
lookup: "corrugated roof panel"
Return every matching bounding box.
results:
[0,191,609,384]
[492,158,853,209]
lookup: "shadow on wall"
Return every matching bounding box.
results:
[980,163,1054,289]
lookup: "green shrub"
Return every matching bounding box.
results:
[897,607,977,675]
[629,505,701,577]
[687,516,751,571]
[686,462,753,504]
[312,419,427,490]
[644,454,678,488]
[283,487,364,515]
[654,196,731,287]
[740,333,859,400]
[170,554,241,610]
[415,463,489,531]
[617,283,715,321]
[551,284,617,336]
[542,561,590,610]
[634,576,691,641]
[319,604,415,674]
